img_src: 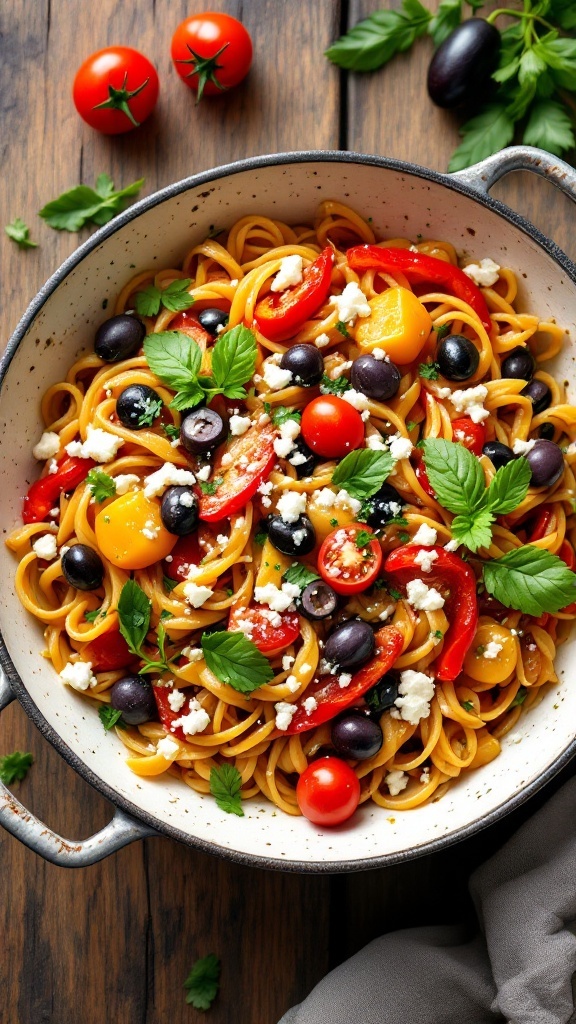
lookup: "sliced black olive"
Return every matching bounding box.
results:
[160,486,199,536]
[197,308,229,336]
[539,422,555,441]
[350,354,401,400]
[180,407,227,454]
[288,437,316,479]
[365,483,404,530]
[482,441,515,470]
[526,440,564,488]
[501,345,535,381]
[116,384,162,429]
[279,344,324,387]
[427,18,501,108]
[331,713,383,760]
[364,673,399,715]
[94,314,145,362]
[436,334,480,381]
[267,514,316,556]
[324,619,375,671]
[299,580,338,620]
[61,544,104,591]
[521,379,552,416]
[110,675,156,725]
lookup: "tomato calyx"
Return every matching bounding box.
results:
[92,71,150,127]
[176,42,230,102]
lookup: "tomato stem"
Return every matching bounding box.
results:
[92,71,150,127]
[176,43,230,103]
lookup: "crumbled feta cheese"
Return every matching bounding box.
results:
[33,534,58,561]
[33,431,60,460]
[331,282,371,324]
[157,735,180,759]
[216,533,228,547]
[334,489,362,516]
[181,646,204,662]
[286,674,300,693]
[167,689,186,713]
[389,434,413,461]
[275,701,298,731]
[394,669,435,725]
[280,418,301,441]
[318,659,334,675]
[406,578,445,611]
[434,387,452,400]
[338,673,352,689]
[482,640,503,659]
[444,539,459,552]
[366,433,387,451]
[313,487,336,509]
[462,258,500,287]
[512,438,536,455]
[270,254,303,292]
[450,385,489,424]
[182,581,214,608]
[277,490,306,523]
[255,581,300,613]
[114,473,140,495]
[414,548,439,573]
[274,436,295,458]
[142,519,160,541]
[420,767,431,784]
[66,425,124,463]
[386,769,409,796]
[196,464,211,482]
[143,463,195,498]
[379,605,395,621]
[303,696,318,715]
[412,524,437,546]
[258,413,271,427]
[48,459,58,474]
[282,657,295,674]
[229,414,251,437]
[289,451,308,467]
[315,333,330,349]
[263,360,293,391]
[292,528,307,547]
[233,618,255,638]
[60,661,96,691]
[171,698,210,736]
[342,389,371,412]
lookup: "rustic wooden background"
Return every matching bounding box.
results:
[1,2,575,1022]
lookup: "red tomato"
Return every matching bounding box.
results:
[73,47,159,134]
[301,396,364,459]
[199,423,276,522]
[412,448,435,498]
[153,685,190,744]
[169,310,212,347]
[451,417,485,456]
[527,505,554,542]
[164,535,202,583]
[254,248,335,343]
[171,13,252,102]
[228,604,300,653]
[296,757,360,826]
[83,630,133,671]
[318,525,382,596]
[23,455,95,524]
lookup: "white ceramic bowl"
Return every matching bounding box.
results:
[2,148,576,870]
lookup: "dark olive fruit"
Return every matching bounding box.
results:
[180,407,226,454]
[288,437,316,479]
[267,514,316,556]
[501,345,535,382]
[526,440,564,489]
[436,334,479,382]
[364,674,399,715]
[539,422,555,441]
[350,354,401,400]
[331,712,383,760]
[160,486,199,536]
[61,544,104,591]
[427,18,501,109]
[299,580,338,620]
[521,378,552,416]
[482,441,515,471]
[324,619,375,671]
[279,344,324,387]
[94,314,145,362]
[197,307,229,336]
[110,675,156,726]
[116,384,162,430]
[365,483,404,530]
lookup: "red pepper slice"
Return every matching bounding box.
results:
[84,630,134,671]
[411,447,436,498]
[527,505,554,542]
[153,685,192,744]
[384,545,478,682]
[451,416,486,457]
[23,455,95,524]
[254,247,335,342]
[199,422,276,522]
[281,625,404,735]
[163,534,203,582]
[228,604,300,653]
[169,309,213,347]
[346,245,492,335]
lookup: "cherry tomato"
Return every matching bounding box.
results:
[73,47,159,134]
[153,685,189,744]
[301,396,364,459]
[411,448,435,498]
[228,604,300,653]
[527,505,554,542]
[318,524,382,596]
[164,535,202,583]
[23,455,95,524]
[254,248,335,343]
[451,416,485,456]
[296,757,360,826]
[169,310,212,347]
[171,13,253,102]
[84,630,133,671]
[199,423,276,522]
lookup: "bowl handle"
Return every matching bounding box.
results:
[0,670,158,866]
[451,144,576,203]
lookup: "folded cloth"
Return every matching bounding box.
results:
[278,777,576,1024]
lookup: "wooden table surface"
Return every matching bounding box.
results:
[1,2,575,1022]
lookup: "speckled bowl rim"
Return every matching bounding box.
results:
[2,150,576,873]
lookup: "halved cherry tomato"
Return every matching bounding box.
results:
[451,417,486,456]
[301,395,364,459]
[199,422,276,522]
[411,447,436,498]
[84,630,133,672]
[73,47,159,134]
[153,685,190,744]
[169,310,212,347]
[164,534,202,583]
[228,604,300,653]
[254,248,335,342]
[282,625,404,735]
[171,13,253,102]
[318,524,382,595]
[23,455,95,524]
[296,757,360,825]
[527,505,554,542]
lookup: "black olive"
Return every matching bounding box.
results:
[482,441,515,470]
[501,345,535,381]
[110,675,157,725]
[427,19,501,108]
[331,713,383,760]
[365,483,404,530]
[350,354,401,400]
[364,674,399,715]
[160,486,199,536]
[521,379,552,416]
[197,308,229,336]
[287,437,316,479]
[61,544,104,591]
[180,407,227,454]
[267,514,316,556]
[539,422,555,441]
[279,344,324,387]
[94,314,145,362]
[299,580,338,620]
[116,384,162,430]
[526,440,564,489]
[324,619,375,671]
[436,334,480,381]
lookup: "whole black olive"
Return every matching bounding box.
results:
[287,437,316,479]
[324,619,375,671]
[350,354,401,400]
[436,334,480,381]
[110,675,157,725]
[331,713,383,760]
[299,580,338,620]
[116,384,162,430]
[279,344,324,387]
[427,19,501,109]
[365,483,404,530]
[521,379,552,416]
[501,345,535,381]
[364,674,399,715]
[180,407,227,454]
[61,544,104,591]
[160,486,199,536]
[526,440,564,489]
[482,440,515,470]
[197,308,229,336]
[539,422,555,441]
[268,514,316,556]
[94,314,145,362]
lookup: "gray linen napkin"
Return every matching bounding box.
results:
[279,777,576,1024]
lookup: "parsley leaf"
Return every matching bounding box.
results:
[85,607,105,623]
[210,764,244,816]
[511,685,528,707]
[0,751,33,785]
[332,449,395,500]
[325,0,431,72]
[485,457,531,516]
[355,529,374,548]
[283,563,321,592]
[86,468,117,503]
[254,528,267,546]
[423,439,486,516]
[271,406,302,428]
[184,953,221,1010]
[136,394,163,427]
[320,373,351,396]
[448,105,515,173]
[461,700,475,713]
[39,175,144,232]
[135,279,195,318]
[5,218,38,249]
[98,706,125,731]
[200,477,222,496]
[433,323,451,340]
[335,320,351,338]
[429,0,468,48]
[201,631,274,693]
[451,507,495,552]
[523,99,576,157]
[419,361,440,380]
[117,580,170,673]
[482,545,576,616]
[162,423,180,441]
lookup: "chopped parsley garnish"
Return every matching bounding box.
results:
[461,700,475,713]
[98,706,126,731]
[419,361,440,381]
[5,218,38,249]
[85,608,106,624]
[355,529,373,549]
[335,320,351,337]
[200,477,223,496]
[0,751,33,785]
[184,953,221,1010]
[209,764,244,817]
[86,468,116,503]
[162,423,180,441]
[320,373,351,396]
[283,563,321,591]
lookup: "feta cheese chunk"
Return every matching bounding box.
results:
[312,487,336,509]
[334,489,362,516]
[406,578,445,611]
[143,463,195,498]
[157,736,181,759]
[33,431,60,460]
[142,519,160,541]
[167,689,186,713]
[331,282,371,324]
[342,389,371,412]
[282,654,295,671]
[276,490,306,523]
[303,696,318,715]
[255,581,300,613]
[444,539,459,552]
[171,698,210,737]
[32,534,58,561]
[270,255,303,292]
[195,465,211,483]
[414,548,439,573]
[114,473,140,495]
[366,433,387,451]
[394,669,435,725]
[286,674,300,693]
[412,524,437,546]
[483,640,503,659]
[386,769,409,796]
[262,360,293,392]
[450,384,489,424]
[315,333,330,349]
[60,661,96,691]
[182,581,214,608]
[66,425,124,463]
[389,434,413,461]
[512,438,536,455]
[462,258,500,287]
[275,701,298,731]
[229,414,252,436]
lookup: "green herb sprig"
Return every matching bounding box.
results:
[201,630,274,694]
[184,954,221,1010]
[0,751,33,785]
[5,218,38,249]
[39,174,144,232]
[210,764,244,816]
[135,279,195,318]
[117,580,171,674]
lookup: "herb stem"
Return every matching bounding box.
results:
[485,7,555,32]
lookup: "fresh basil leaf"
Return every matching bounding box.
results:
[448,105,515,173]
[39,176,144,232]
[320,373,351,396]
[209,764,244,817]
[210,325,258,394]
[160,278,195,313]
[0,751,33,785]
[143,330,203,390]
[325,0,430,72]
[423,438,486,515]
[184,953,221,1010]
[98,706,125,731]
[117,580,151,656]
[283,563,321,592]
[85,607,105,623]
[486,457,531,516]
[523,99,575,156]
[201,631,274,693]
[482,545,576,616]
[451,507,495,553]
[332,449,395,500]
[5,217,38,249]
[134,285,162,318]
[86,468,117,503]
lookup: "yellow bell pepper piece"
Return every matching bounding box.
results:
[353,286,432,364]
[95,490,177,570]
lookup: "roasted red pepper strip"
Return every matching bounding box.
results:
[153,685,191,744]
[254,246,335,342]
[281,625,404,735]
[23,455,95,524]
[347,245,492,335]
[527,505,554,542]
[84,630,134,672]
[199,422,276,522]
[384,546,478,682]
